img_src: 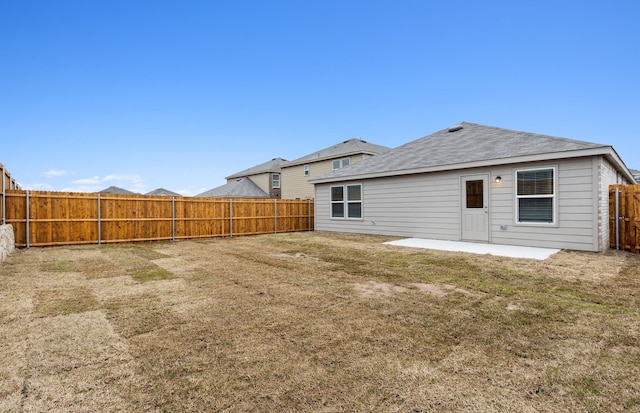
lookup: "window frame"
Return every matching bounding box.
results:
[304,164,309,176]
[332,157,351,171]
[272,173,280,189]
[330,183,363,220]
[514,166,557,225]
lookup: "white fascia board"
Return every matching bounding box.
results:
[310,147,626,184]
[283,151,379,168]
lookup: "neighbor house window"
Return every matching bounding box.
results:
[516,167,555,224]
[272,174,280,188]
[304,164,309,176]
[332,158,351,170]
[330,184,362,219]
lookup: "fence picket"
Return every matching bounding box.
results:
[4,190,314,247]
[610,184,640,254]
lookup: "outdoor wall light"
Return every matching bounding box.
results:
[495,176,502,183]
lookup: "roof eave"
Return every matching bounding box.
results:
[311,147,633,184]
[284,150,381,168]
[225,170,279,180]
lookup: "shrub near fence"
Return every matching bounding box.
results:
[4,190,314,247]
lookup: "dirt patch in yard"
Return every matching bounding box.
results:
[1,232,639,412]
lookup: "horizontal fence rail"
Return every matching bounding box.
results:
[4,190,314,247]
[609,184,640,254]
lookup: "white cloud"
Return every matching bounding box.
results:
[72,176,102,185]
[103,174,145,188]
[67,173,147,193]
[21,183,54,191]
[42,169,68,178]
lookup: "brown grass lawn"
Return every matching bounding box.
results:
[1,232,639,412]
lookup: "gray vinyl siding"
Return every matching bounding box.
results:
[490,158,598,251]
[316,171,462,240]
[316,157,608,252]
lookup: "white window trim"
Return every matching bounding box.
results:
[272,174,280,189]
[304,164,309,176]
[330,183,363,220]
[514,166,557,226]
[332,157,351,171]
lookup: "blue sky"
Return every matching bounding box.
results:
[2,0,638,195]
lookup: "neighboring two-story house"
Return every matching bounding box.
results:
[198,139,389,199]
[280,139,390,199]
[197,158,288,198]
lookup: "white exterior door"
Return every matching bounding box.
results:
[461,175,489,241]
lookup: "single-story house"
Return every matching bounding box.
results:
[97,186,137,195]
[310,122,635,252]
[146,188,181,196]
[196,177,270,198]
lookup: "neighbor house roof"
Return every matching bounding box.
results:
[284,138,390,167]
[311,122,635,183]
[98,186,136,194]
[196,177,269,198]
[146,188,181,196]
[226,157,288,180]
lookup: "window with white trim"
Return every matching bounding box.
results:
[330,184,362,219]
[272,174,280,189]
[332,158,351,170]
[516,167,555,224]
[304,164,309,176]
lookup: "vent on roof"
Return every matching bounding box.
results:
[448,124,464,132]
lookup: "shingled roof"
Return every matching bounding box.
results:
[146,188,181,196]
[97,186,136,194]
[226,158,288,180]
[196,177,269,198]
[311,122,633,183]
[285,138,390,167]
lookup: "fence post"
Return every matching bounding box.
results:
[97,194,102,245]
[274,199,277,234]
[615,188,620,250]
[172,197,176,241]
[26,190,30,248]
[229,198,233,238]
[1,164,5,225]
[308,199,311,231]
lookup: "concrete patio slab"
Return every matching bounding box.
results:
[384,238,560,260]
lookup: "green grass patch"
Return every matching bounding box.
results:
[103,292,180,338]
[34,286,99,317]
[40,259,79,273]
[129,264,174,282]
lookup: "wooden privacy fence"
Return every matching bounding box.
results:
[609,184,640,254]
[1,163,21,226]
[4,190,314,247]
